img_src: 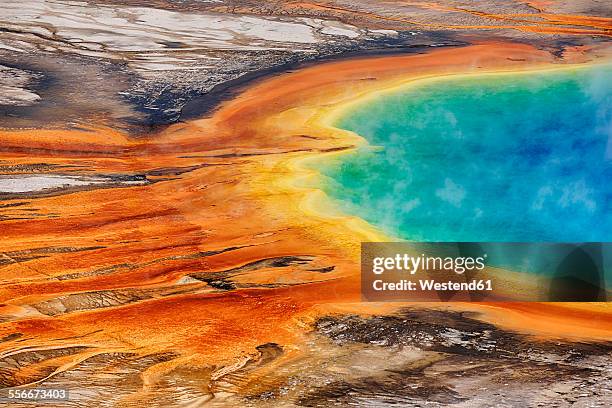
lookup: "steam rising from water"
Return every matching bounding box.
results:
[318,64,612,242]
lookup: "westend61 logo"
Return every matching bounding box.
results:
[361,242,611,302]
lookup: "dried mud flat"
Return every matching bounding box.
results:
[1,0,610,129]
[3,309,611,407]
[0,1,611,407]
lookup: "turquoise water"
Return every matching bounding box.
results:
[318,65,612,242]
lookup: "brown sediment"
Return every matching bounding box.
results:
[0,43,611,400]
[287,1,612,36]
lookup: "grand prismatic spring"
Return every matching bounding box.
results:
[0,1,611,407]
[319,65,612,242]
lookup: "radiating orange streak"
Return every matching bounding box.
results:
[288,1,612,36]
[450,9,612,31]
[0,43,610,384]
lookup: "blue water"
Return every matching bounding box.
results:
[318,65,612,242]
